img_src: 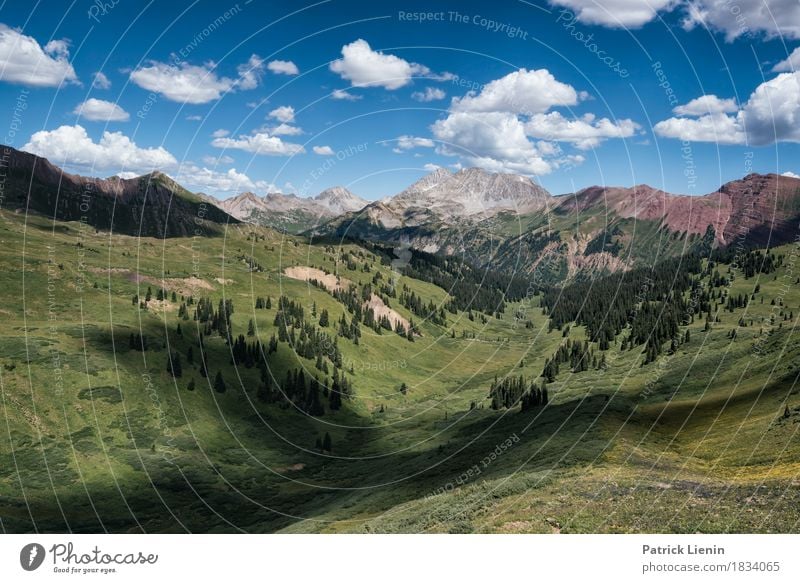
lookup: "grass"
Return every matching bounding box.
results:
[0,208,799,533]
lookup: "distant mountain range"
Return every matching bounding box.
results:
[1,146,236,237]
[217,186,367,234]
[4,144,799,281]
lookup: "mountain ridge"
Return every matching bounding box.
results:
[1,146,237,238]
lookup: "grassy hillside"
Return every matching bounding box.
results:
[1,208,799,533]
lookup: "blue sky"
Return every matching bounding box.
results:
[1,0,800,199]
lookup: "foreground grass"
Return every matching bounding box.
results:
[0,209,798,533]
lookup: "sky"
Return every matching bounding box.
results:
[1,0,800,200]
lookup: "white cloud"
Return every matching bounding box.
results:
[523,112,639,149]
[211,131,305,156]
[782,171,800,179]
[271,123,302,136]
[174,164,273,194]
[549,0,676,28]
[116,171,138,179]
[92,71,111,89]
[202,154,234,165]
[330,39,435,90]
[0,24,77,87]
[130,55,265,104]
[211,129,230,138]
[412,87,446,102]
[236,54,265,90]
[773,47,800,72]
[451,68,585,115]
[426,67,632,174]
[673,94,738,115]
[655,72,800,146]
[269,105,295,123]
[423,163,441,171]
[682,0,800,41]
[393,135,436,152]
[313,145,335,156]
[551,1,800,40]
[654,112,746,144]
[331,88,361,101]
[267,59,299,75]
[23,124,177,173]
[432,111,563,175]
[186,115,203,121]
[73,98,130,122]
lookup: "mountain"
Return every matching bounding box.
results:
[1,146,237,237]
[318,168,800,283]
[558,173,800,247]
[217,187,368,234]
[323,167,550,234]
[391,167,550,218]
[314,186,368,214]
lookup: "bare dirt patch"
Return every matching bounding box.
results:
[366,293,411,333]
[284,266,415,335]
[283,266,349,292]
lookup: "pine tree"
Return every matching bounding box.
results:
[187,378,195,391]
[247,318,255,336]
[319,309,329,327]
[167,351,182,377]
[322,432,332,452]
[214,371,226,393]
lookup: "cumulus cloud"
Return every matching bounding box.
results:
[392,135,435,153]
[523,112,639,149]
[782,171,800,179]
[23,124,176,173]
[130,55,265,104]
[655,72,800,145]
[211,129,230,138]
[412,87,446,102]
[549,0,676,28]
[269,105,295,123]
[773,47,800,72]
[73,98,130,122]
[654,112,746,144]
[173,164,274,194]
[267,59,299,75]
[331,88,361,101]
[92,71,111,89]
[211,130,304,156]
[672,95,738,115]
[427,68,629,174]
[451,68,585,115]
[330,39,442,90]
[236,54,265,90]
[432,111,570,175]
[682,0,800,41]
[271,123,302,136]
[313,145,335,155]
[551,1,800,40]
[0,24,77,86]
